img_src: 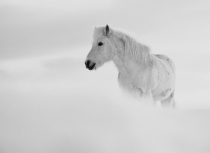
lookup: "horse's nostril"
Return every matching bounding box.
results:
[85,60,96,70]
[85,60,90,67]
[87,60,90,66]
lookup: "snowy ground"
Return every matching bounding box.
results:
[0,54,210,153]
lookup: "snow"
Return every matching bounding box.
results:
[0,55,210,153]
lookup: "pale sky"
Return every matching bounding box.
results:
[1,0,210,59]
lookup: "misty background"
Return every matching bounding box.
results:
[1,0,210,152]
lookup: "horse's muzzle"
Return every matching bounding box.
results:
[85,60,96,70]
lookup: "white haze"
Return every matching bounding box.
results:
[0,54,210,153]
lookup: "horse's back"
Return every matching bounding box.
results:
[154,54,175,74]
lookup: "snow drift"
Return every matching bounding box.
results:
[0,56,210,153]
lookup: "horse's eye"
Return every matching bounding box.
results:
[98,42,103,46]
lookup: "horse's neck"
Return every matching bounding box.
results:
[113,48,150,75]
[112,54,128,75]
[112,50,146,77]
[111,30,151,77]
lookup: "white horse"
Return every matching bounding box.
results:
[85,25,176,107]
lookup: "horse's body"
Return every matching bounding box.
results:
[85,25,176,107]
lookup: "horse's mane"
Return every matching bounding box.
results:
[111,28,151,64]
[94,26,152,64]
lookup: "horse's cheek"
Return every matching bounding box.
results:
[107,45,114,58]
[101,47,109,59]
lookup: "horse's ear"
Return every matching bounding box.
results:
[105,24,110,36]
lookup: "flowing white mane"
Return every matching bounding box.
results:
[94,27,152,64]
[112,30,151,62]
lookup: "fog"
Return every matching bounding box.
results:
[1,0,210,152]
[0,54,210,153]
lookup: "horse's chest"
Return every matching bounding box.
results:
[118,72,147,93]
